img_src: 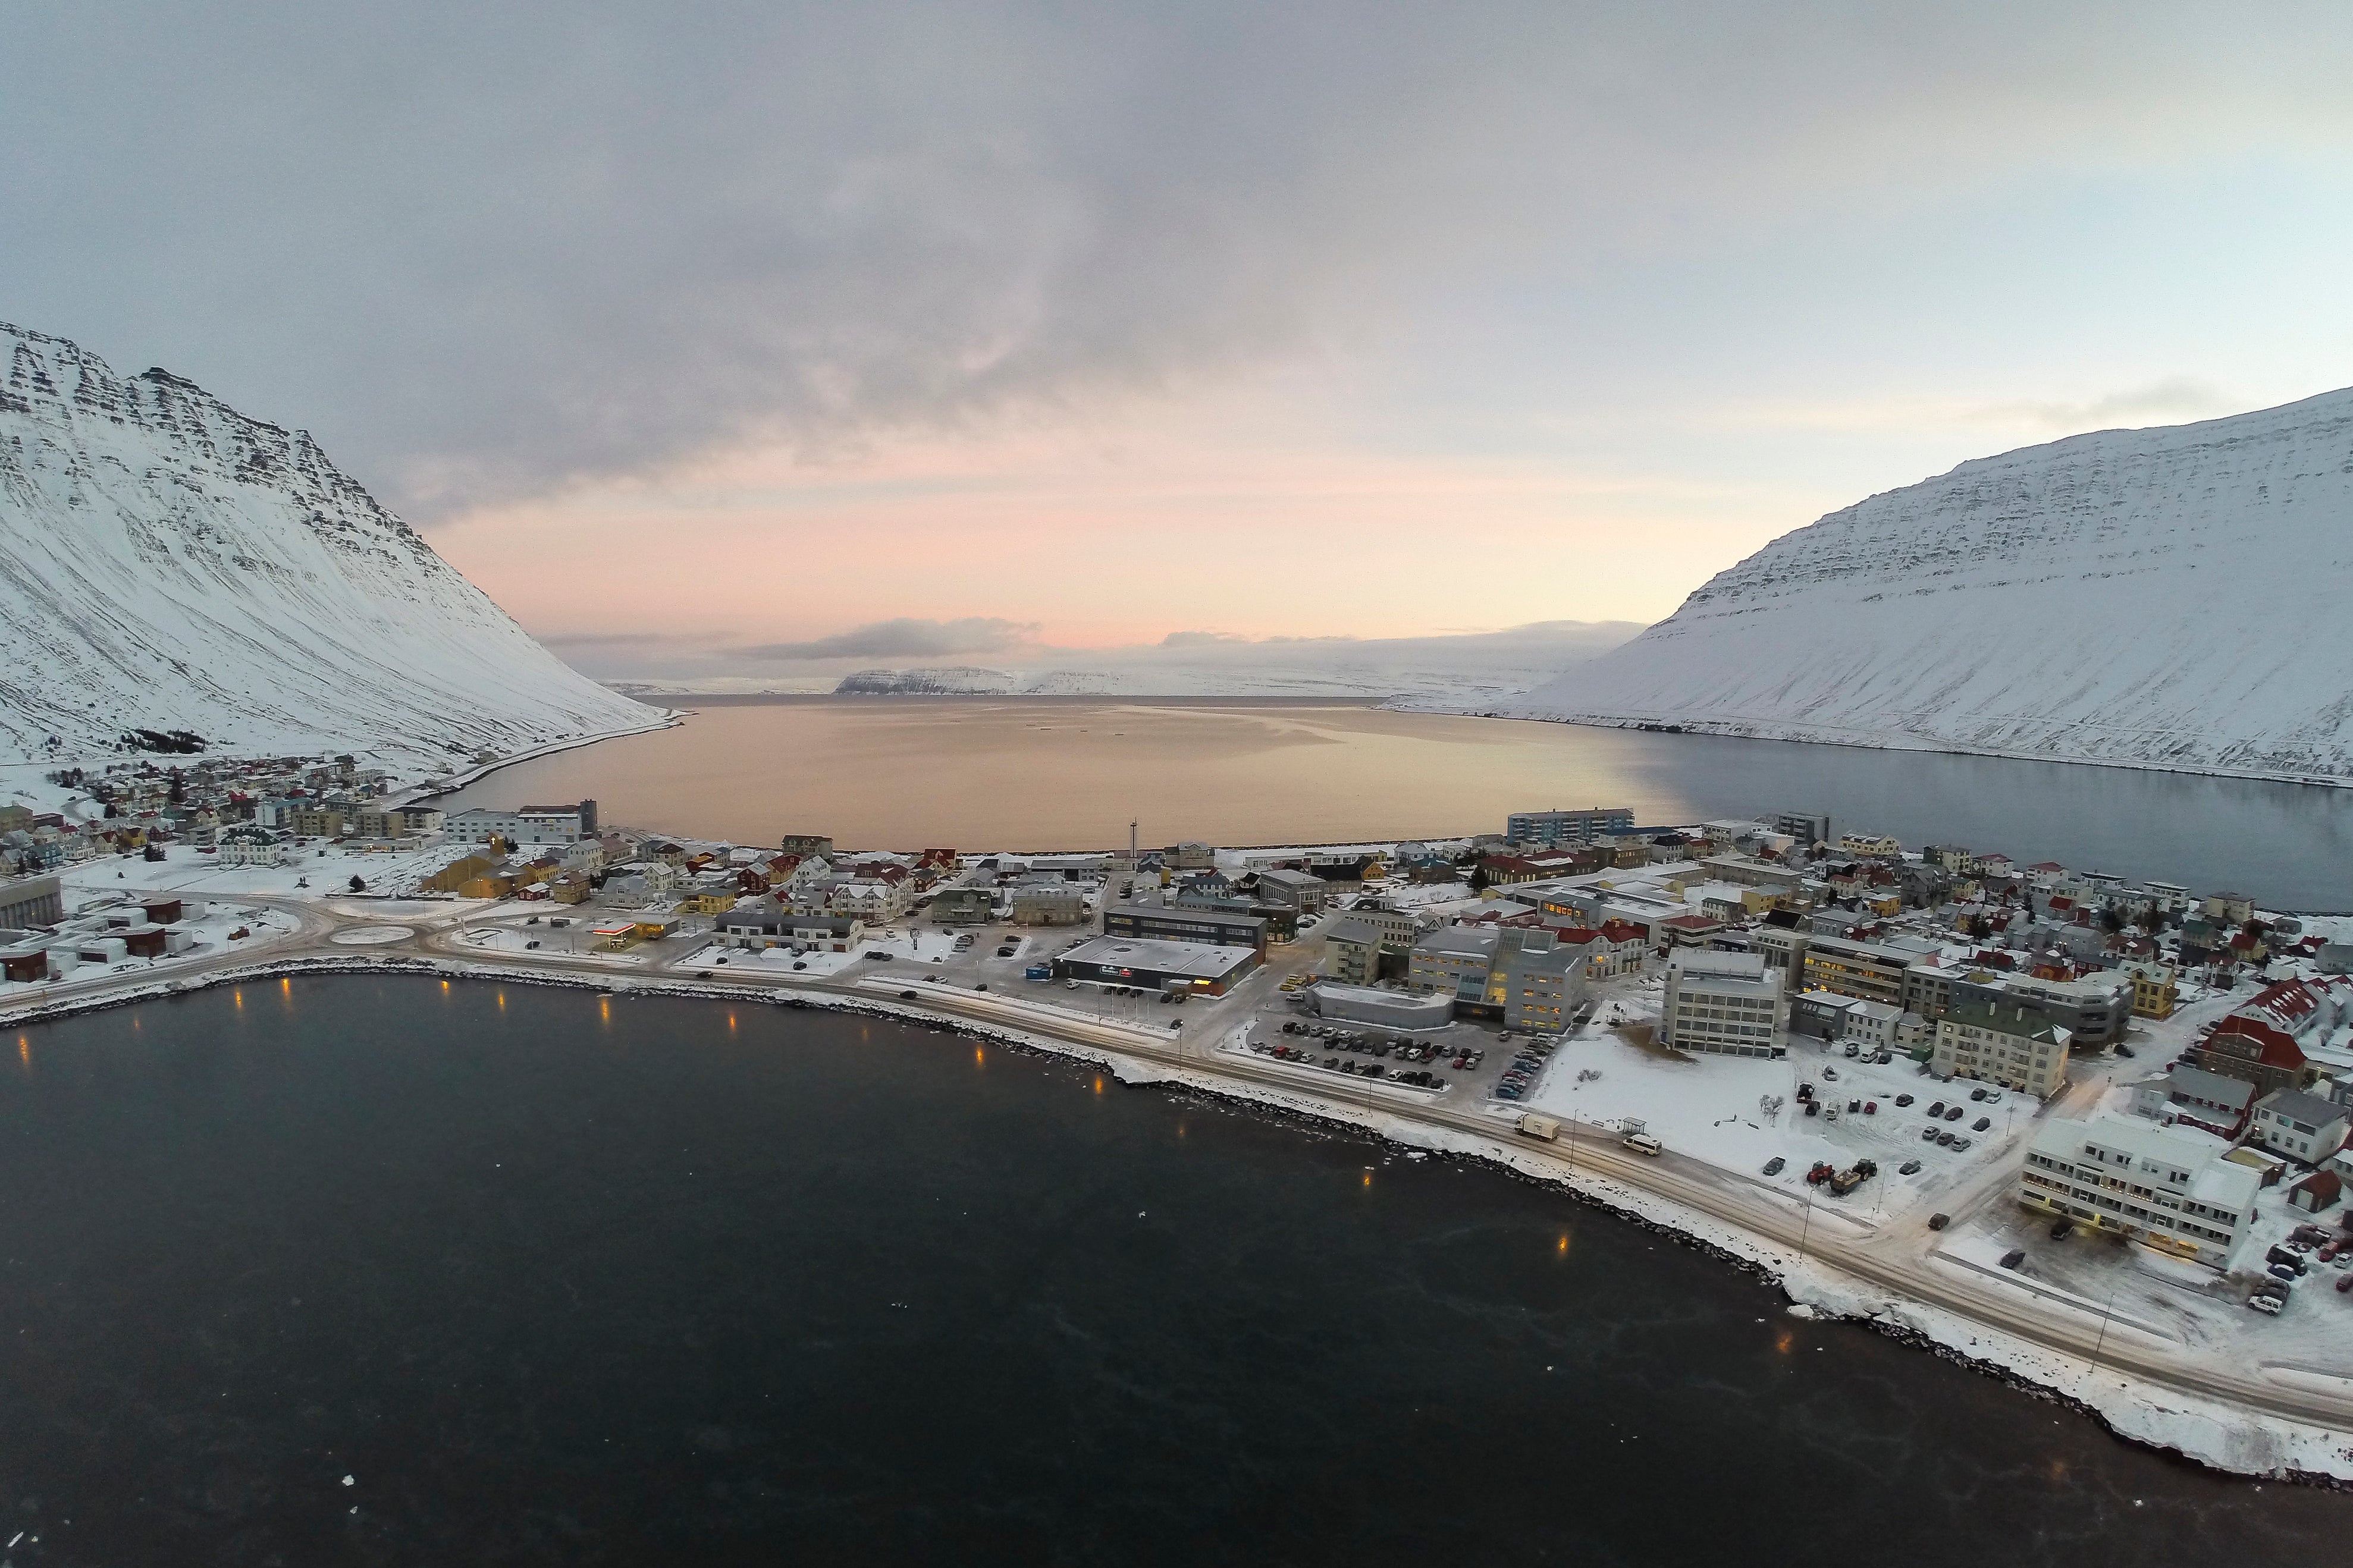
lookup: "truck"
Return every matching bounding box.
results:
[1025,964,1052,981]
[1516,1113,1560,1141]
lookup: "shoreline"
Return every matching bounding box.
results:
[15,952,2352,1488]
[1405,705,2353,792]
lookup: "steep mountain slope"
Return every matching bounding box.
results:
[1498,388,2353,781]
[0,322,657,776]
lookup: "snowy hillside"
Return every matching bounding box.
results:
[1489,388,2353,782]
[0,322,658,780]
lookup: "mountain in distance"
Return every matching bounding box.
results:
[607,621,1644,703]
[0,322,658,783]
[1480,387,2353,783]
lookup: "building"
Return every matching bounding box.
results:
[2019,1113,2258,1268]
[1305,982,1454,1032]
[447,805,592,846]
[2129,1064,2255,1139]
[1011,885,1088,925]
[1253,868,1328,913]
[1052,935,1258,995]
[216,825,287,866]
[1931,1001,2069,1099]
[778,834,835,859]
[930,887,995,925]
[1768,810,1831,846]
[287,804,350,837]
[2204,891,2257,925]
[1655,913,1727,948]
[1163,842,1217,871]
[1102,903,1268,958]
[1658,951,1786,1058]
[1319,915,1392,985]
[0,873,63,929]
[1506,807,1634,847]
[2113,958,2179,1019]
[1404,925,1586,1032]
[1799,934,1912,1008]
[2248,1088,2351,1166]
[1752,910,1809,973]
[829,877,916,923]
[1787,988,1858,1042]
[2288,1169,2342,1214]
[1950,972,2132,1048]
[1838,831,1901,859]
[2190,977,2344,1098]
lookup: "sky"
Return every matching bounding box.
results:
[4,2,2351,679]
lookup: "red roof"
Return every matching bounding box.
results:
[1597,920,1647,944]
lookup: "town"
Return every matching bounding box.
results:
[7,762,2352,1347]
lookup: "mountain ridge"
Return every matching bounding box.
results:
[1480,386,2353,781]
[0,320,658,779]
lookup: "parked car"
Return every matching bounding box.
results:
[1927,1101,1946,1117]
[1762,1157,1786,1176]
[1973,1117,1991,1132]
[1949,1137,1971,1151]
[2338,1274,2353,1294]
[1944,1105,1965,1121]
[2114,1045,2135,1058]
[1969,1088,1987,1102]
[2000,1249,2025,1270]
[1899,1161,1922,1176]
[2269,1262,2301,1283]
[2250,1293,2283,1314]
[1863,1101,1877,1114]
[1894,1093,1915,1108]
[1919,1126,1940,1141]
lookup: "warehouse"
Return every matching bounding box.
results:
[1052,935,1259,995]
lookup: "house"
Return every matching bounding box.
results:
[1658,951,1785,1058]
[1164,842,1217,871]
[1254,868,1329,912]
[1837,831,1900,859]
[2112,958,2179,1020]
[677,888,739,916]
[2138,1064,2256,1139]
[2020,1114,2257,1268]
[2248,1088,2350,1166]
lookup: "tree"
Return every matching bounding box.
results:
[1468,863,1491,892]
[349,875,367,893]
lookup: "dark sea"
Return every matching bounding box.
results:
[1,978,2343,1565]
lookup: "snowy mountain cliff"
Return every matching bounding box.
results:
[1485,388,2353,782]
[0,321,657,778]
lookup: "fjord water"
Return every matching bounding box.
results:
[441,698,2353,908]
[3,980,2345,1565]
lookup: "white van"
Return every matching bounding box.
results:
[1623,1132,1663,1157]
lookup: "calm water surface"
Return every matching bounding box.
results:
[440,699,2353,907]
[0,979,2343,1565]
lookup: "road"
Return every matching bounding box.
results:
[10,888,2351,1445]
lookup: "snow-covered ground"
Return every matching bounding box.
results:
[1442,386,2353,783]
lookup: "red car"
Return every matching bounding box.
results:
[1863,1101,1878,1115]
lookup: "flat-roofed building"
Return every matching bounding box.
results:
[448,806,590,846]
[1253,868,1328,913]
[1103,902,1266,957]
[2021,1113,2257,1267]
[1012,885,1088,926]
[1306,982,1454,1032]
[0,873,62,929]
[1320,915,1392,985]
[1799,934,1912,1008]
[1932,1001,2069,1099]
[1506,807,1633,847]
[1659,951,1785,1058]
[1053,935,1259,994]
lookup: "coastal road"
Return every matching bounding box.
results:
[14,894,2353,1443]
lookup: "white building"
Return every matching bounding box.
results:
[447,806,589,846]
[2248,1088,2351,1166]
[216,827,286,866]
[829,878,914,922]
[2021,1113,2259,1268]
[1658,950,1786,1059]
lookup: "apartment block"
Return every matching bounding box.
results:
[2020,1113,2258,1268]
[1931,1001,2069,1099]
[1658,950,1785,1059]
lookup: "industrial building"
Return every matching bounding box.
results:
[1305,982,1454,1031]
[1052,935,1259,995]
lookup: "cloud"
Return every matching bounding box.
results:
[4,3,2342,526]
[738,616,1039,662]
[537,630,711,650]
[1158,631,1247,647]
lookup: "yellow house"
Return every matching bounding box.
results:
[2117,959,2179,1019]
[678,890,739,916]
[423,853,495,893]
[550,875,592,904]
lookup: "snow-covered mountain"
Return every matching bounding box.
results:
[1485,388,2353,782]
[0,321,657,778]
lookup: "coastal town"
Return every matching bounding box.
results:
[8,757,2353,1370]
